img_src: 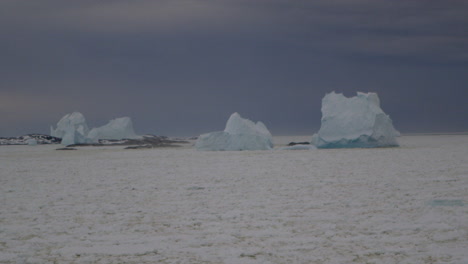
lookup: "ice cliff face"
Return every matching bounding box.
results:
[312,92,399,148]
[50,112,90,145]
[195,112,273,151]
[88,117,140,142]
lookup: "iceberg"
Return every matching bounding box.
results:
[51,113,140,145]
[312,92,399,148]
[195,112,273,151]
[87,117,140,142]
[27,138,37,146]
[50,112,90,145]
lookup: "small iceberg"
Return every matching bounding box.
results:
[87,117,140,142]
[195,112,273,151]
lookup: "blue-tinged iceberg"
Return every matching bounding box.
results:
[195,112,273,151]
[51,113,141,145]
[27,138,38,146]
[50,112,90,145]
[87,117,140,142]
[312,92,399,148]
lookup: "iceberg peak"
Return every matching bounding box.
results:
[50,112,90,145]
[224,112,272,138]
[195,112,273,151]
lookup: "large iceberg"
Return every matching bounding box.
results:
[51,112,140,145]
[312,92,399,148]
[195,112,274,151]
[87,117,140,142]
[50,112,90,145]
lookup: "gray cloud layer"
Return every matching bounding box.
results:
[1,0,467,136]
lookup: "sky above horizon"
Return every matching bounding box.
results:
[1,0,467,137]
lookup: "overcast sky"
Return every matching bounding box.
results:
[1,0,467,137]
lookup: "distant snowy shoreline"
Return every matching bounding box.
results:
[1,133,467,146]
[0,134,191,147]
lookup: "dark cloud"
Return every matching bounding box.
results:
[1,0,467,137]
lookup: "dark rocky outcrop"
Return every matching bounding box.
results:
[68,135,187,148]
[0,134,61,145]
[287,141,311,146]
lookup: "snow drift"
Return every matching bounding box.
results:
[312,92,399,148]
[195,112,273,151]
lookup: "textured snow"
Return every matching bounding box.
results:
[87,117,140,142]
[1,135,467,263]
[196,112,273,151]
[50,112,90,145]
[312,92,399,148]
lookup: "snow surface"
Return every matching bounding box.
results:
[312,92,399,148]
[196,112,273,151]
[1,135,467,263]
[87,117,140,142]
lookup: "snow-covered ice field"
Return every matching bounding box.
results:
[1,135,467,264]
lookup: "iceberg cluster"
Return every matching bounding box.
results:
[312,92,399,148]
[50,112,139,145]
[195,112,273,151]
[48,91,400,149]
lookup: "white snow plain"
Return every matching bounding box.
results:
[1,135,467,263]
